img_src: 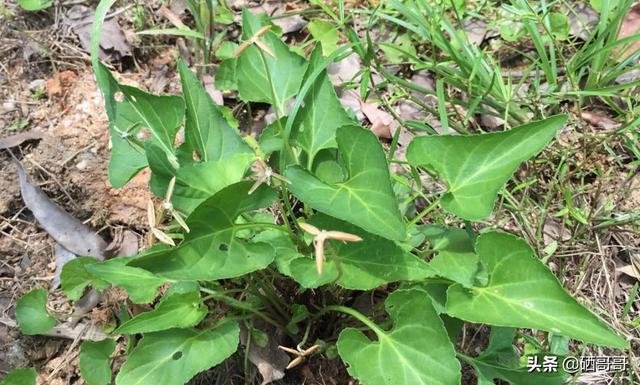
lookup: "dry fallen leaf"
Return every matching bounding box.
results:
[203,75,224,106]
[579,110,620,132]
[360,101,395,139]
[64,5,131,59]
[0,131,43,150]
[566,3,600,41]
[240,322,290,385]
[543,219,572,247]
[328,53,362,86]
[17,161,107,259]
[617,253,640,281]
[463,19,487,45]
[618,3,640,59]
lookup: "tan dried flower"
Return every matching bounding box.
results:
[147,177,190,246]
[278,344,321,369]
[299,222,363,275]
[249,157,290,194]
[233,25,276,58]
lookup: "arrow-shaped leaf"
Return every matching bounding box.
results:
[115,322,239,385]
[178,60,250,162]
[130,182,277,281]
[235,10,307,112]
[286,125,406,241]
[446,232,628,348]
[292,47,354,166]
[406,115,567,220]
[94,63,185,187]
[337,289,461,385]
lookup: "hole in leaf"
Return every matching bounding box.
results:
[172,351,183,360]
[219,243,229,251]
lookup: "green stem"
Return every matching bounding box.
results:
[318,305,383,338]
[408,198,440,226]
[200,287,287,332]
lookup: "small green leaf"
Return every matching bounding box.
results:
[287,214,430,290]
[308,19,339,56]
[178,60,251,162]
[235,10,308,111]
[17,0,52,11]
[60,257,109,301]
[407,115,567,221]
[446,232,629,348]
[86,260,165,304]
[337,289,461,385]
[130,182,277,281]
[80,339,116,385]
[462,327,567,385]
[379,34,417,64]
[419,225,479,287]
[115,322,239,385]
[0,368,36,385]
[116,291,207,334]
[293,47,354,165]
[15,289,56,335]
[286,125,406,241]
[548,13,569,41]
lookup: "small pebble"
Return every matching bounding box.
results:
[28,79,45,91]
[2,101,15,113]
[76,159,88,171]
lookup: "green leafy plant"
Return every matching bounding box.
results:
[12,2,630,385]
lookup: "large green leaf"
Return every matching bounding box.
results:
[115,322,239,385]
[130,182,276,280]
[94,63,185,187]
[419,225,479,287]
[0,368,36,385]
[292,47,354,166]
[337,289,461,385]
[116,291,207,334]
[446,232,628,348]
[86,260,166,304]
[80,339,117,385]
[406,115,567,220]
[15,289,56,335]
[462,328,567,385]
[177,60,250,162]
[60,257,109,301]
[235,10,308,112]
[286,125,406,241]
[285,214,430,290]
[147,146,255,214]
